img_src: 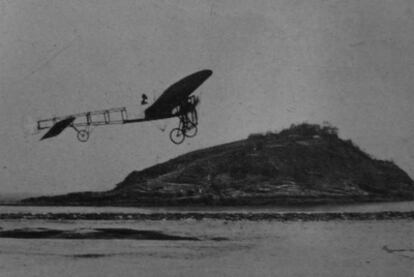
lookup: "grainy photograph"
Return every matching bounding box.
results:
[0,1,413,276]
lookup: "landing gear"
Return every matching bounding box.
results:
[183,121,197,138]
[169,109,198,144]
[169,128,185,144]
[70,124,90,142]
[77,129,89,142]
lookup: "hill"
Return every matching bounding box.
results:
[0,193,37,204]
[23,123,414,206]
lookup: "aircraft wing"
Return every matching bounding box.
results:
[41,116,76,140]
[144,69,212,120]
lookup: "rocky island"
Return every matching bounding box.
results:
[23,123,414,206]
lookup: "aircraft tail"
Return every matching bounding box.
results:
[41,117,75,140]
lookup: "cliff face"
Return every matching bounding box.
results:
[24,124,414,206]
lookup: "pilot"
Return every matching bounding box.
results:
[141,94,148,105]
[180,96,193,115]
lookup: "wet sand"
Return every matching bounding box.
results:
[0,218,413,277]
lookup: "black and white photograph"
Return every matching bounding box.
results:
[0,1,413,276]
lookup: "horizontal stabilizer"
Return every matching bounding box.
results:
[41,117,75,140]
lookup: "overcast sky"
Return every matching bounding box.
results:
[1,0,414,195]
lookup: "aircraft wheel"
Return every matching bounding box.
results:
[184,122,198,138]
[170,128,185,144]
[77,130,89,142]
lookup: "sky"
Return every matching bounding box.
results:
[1,0,414,195]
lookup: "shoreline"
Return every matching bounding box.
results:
[16,195,414,208]
[1,211,413,221]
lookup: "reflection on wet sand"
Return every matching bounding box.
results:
[0,227,201,240]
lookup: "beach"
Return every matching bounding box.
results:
[0,203,413,276]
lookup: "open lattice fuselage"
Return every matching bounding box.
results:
[36,100,198,131]
[37,106,147,131]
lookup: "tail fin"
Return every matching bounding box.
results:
[41,117,75,140]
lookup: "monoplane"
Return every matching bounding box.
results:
[36,69,212,144]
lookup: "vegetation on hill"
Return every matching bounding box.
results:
[23,123,414,206]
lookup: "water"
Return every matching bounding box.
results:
[1,200,414,214]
